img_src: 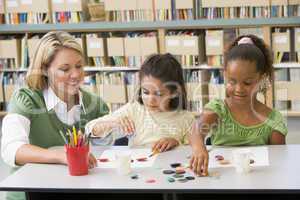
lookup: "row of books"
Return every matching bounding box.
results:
[0,0,299,25]
[0,28,299,70]
[1,0,87,24]
[104,0,300,22]
[201,0,300,19]
[105,0,300,21]
[86,32,159,67]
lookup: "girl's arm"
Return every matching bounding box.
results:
[189,110,219,176]
[85,102,135,138]
[270,131,286,145]
[90,117,135,137]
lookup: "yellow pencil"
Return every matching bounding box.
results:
[149,149,159,157]
[73,126,77,146]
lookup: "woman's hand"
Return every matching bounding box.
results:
[152,138,179,152]
[190,146,209,176]
[54,149,97,168]
[88,153,97,169]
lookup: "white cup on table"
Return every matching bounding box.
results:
[115,151,132,175]
[232,149,252,174]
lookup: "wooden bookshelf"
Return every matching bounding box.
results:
[0,17,299,115]
[0,18,299,34]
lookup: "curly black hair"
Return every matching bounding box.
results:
[224,34,274,85]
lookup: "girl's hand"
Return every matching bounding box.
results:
[190,146,209,176]
[88,153,97,169]
[117,116,135,136]
[152,138,179,152]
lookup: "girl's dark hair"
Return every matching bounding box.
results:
[224,34,273,84]
[137,53,187,110]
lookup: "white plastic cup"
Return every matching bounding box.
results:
[232,149,252,174]
[115,151,132,175]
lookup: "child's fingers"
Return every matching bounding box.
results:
[196,157,204,175]
[159,142,169,152]
[192,157,199,174]
[165,142,174,151]
[151,142,158,151]
[128,118,135,132]
[202,156,209,176]
[123,117,133,133]
[154,140,164,152]
[119,118,131,134]
[189,156,195,169]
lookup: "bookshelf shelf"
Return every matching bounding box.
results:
[280,111,300,117]
[0,17,299,34]
[84,66,140,72]
[2,63,300,73]
[0,65,222,73]
[274,63,300,69]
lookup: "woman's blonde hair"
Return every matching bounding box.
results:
[26,31,83,90]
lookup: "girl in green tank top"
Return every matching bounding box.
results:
[189,35,287,176]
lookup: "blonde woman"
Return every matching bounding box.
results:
[1,31,109,200]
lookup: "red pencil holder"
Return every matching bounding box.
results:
[65,145,89,176]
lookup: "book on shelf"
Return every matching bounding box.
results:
[154,0,172,21]
[173,0,194,20]
[289,68,300,111]
[270,0,288,18]
[51,0,88,23]
[136,0,154,21]
[104,0,137,22]
[124,32,158,67]
[0,38,21,69]
[1,72,26,108]
[86,34,106,67]
[5,0,50,24]
[295,28,300,62]
[96,72,127,112]
[274,68,290,111]
[125,72,139,101]
[287,0,300,17]
[165,31,204,67]
[272,28,291,63]
[107,36,125,66]
[205,29,236,67]
[200,0,270,19]
[185,70,203,112]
